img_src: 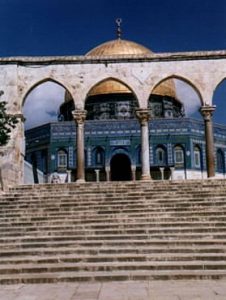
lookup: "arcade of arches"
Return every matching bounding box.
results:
[1,35,226,188]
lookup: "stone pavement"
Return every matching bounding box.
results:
[0,280,226,300]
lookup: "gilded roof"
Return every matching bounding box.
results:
[64,79,177,102]
[87,79,177,99]
[64,80,177,100]
[88,80,131,96]
[152,80,177,99]
[86,39,152,56]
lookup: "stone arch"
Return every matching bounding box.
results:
[149,74,204,106]
[212,76,226,97]
[21,77,74,107]
[212,75,226,115]
[110,147,131,159]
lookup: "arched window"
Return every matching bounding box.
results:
[137,145,141,165]
[95,147,105,165]
[57,149,68,169]
[217,149,225,173]
[174,145,184,165]
[156,146,167,165]
[194,146,201,168]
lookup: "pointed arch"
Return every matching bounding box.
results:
[92,146,105,166]
[155,144,167,165]
[216,148,225,173]
[213,77,226,96]
[193,144,203,169]
[174,144,185,166]
[22,77,74,106]
[150,74,203,106]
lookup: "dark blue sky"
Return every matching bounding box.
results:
[2,0,226,125]
[1,0,226,57]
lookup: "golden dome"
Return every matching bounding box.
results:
[88,79,131,96]
[64,79,177,99]
[86,39,152,56]
[88,79,177,99]
[152,80,177,99]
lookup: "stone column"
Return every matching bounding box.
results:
[95,169,100,182]
[72,110,87,183]
[159,167,164,180]
[136,108,151,180]
[105,166,110,181]
[200,106,216,178]
[66,170,72,183]
[170,167,175,181]
[131,165,136,181]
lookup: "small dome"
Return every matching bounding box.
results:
[86,39,153,56]
[88,79,131,96]
[152,80,177,99]
[88,79,177,99]
[64,80,177,100]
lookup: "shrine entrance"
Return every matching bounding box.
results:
[110,154,132,181]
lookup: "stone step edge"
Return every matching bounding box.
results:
[2,233,226,239]
[0,253,226,264]
[1,246,226,256]
[1,227,226,234]
[2,219,226,226]
[1,222,226,230]
[1,269,226,285]
[1,260,226,270]
[1,238,226,246]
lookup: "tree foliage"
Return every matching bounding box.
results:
[0,92,18,146]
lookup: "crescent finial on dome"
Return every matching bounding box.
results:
[116,18,122,39]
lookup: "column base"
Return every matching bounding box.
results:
[140,174,151,181]
[76,178,85,184]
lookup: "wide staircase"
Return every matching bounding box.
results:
[0,179,226,284]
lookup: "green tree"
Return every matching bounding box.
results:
[0,91,18,146]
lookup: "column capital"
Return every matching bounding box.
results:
[72,110,87,125]
[135,108,151,125]
[199,105,216,121]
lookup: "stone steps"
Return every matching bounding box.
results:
[0,245,226,256]
[1,237,226,245]
[1,198,226,209]
[1,203,226,212]
[0,226,226,235]
[0,179,226,283]
[0,218,226,227]
[1,269,226,284]
[1,261,226,275]
[1,252,226,264]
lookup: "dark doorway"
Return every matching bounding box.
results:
[110,154,132,181]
